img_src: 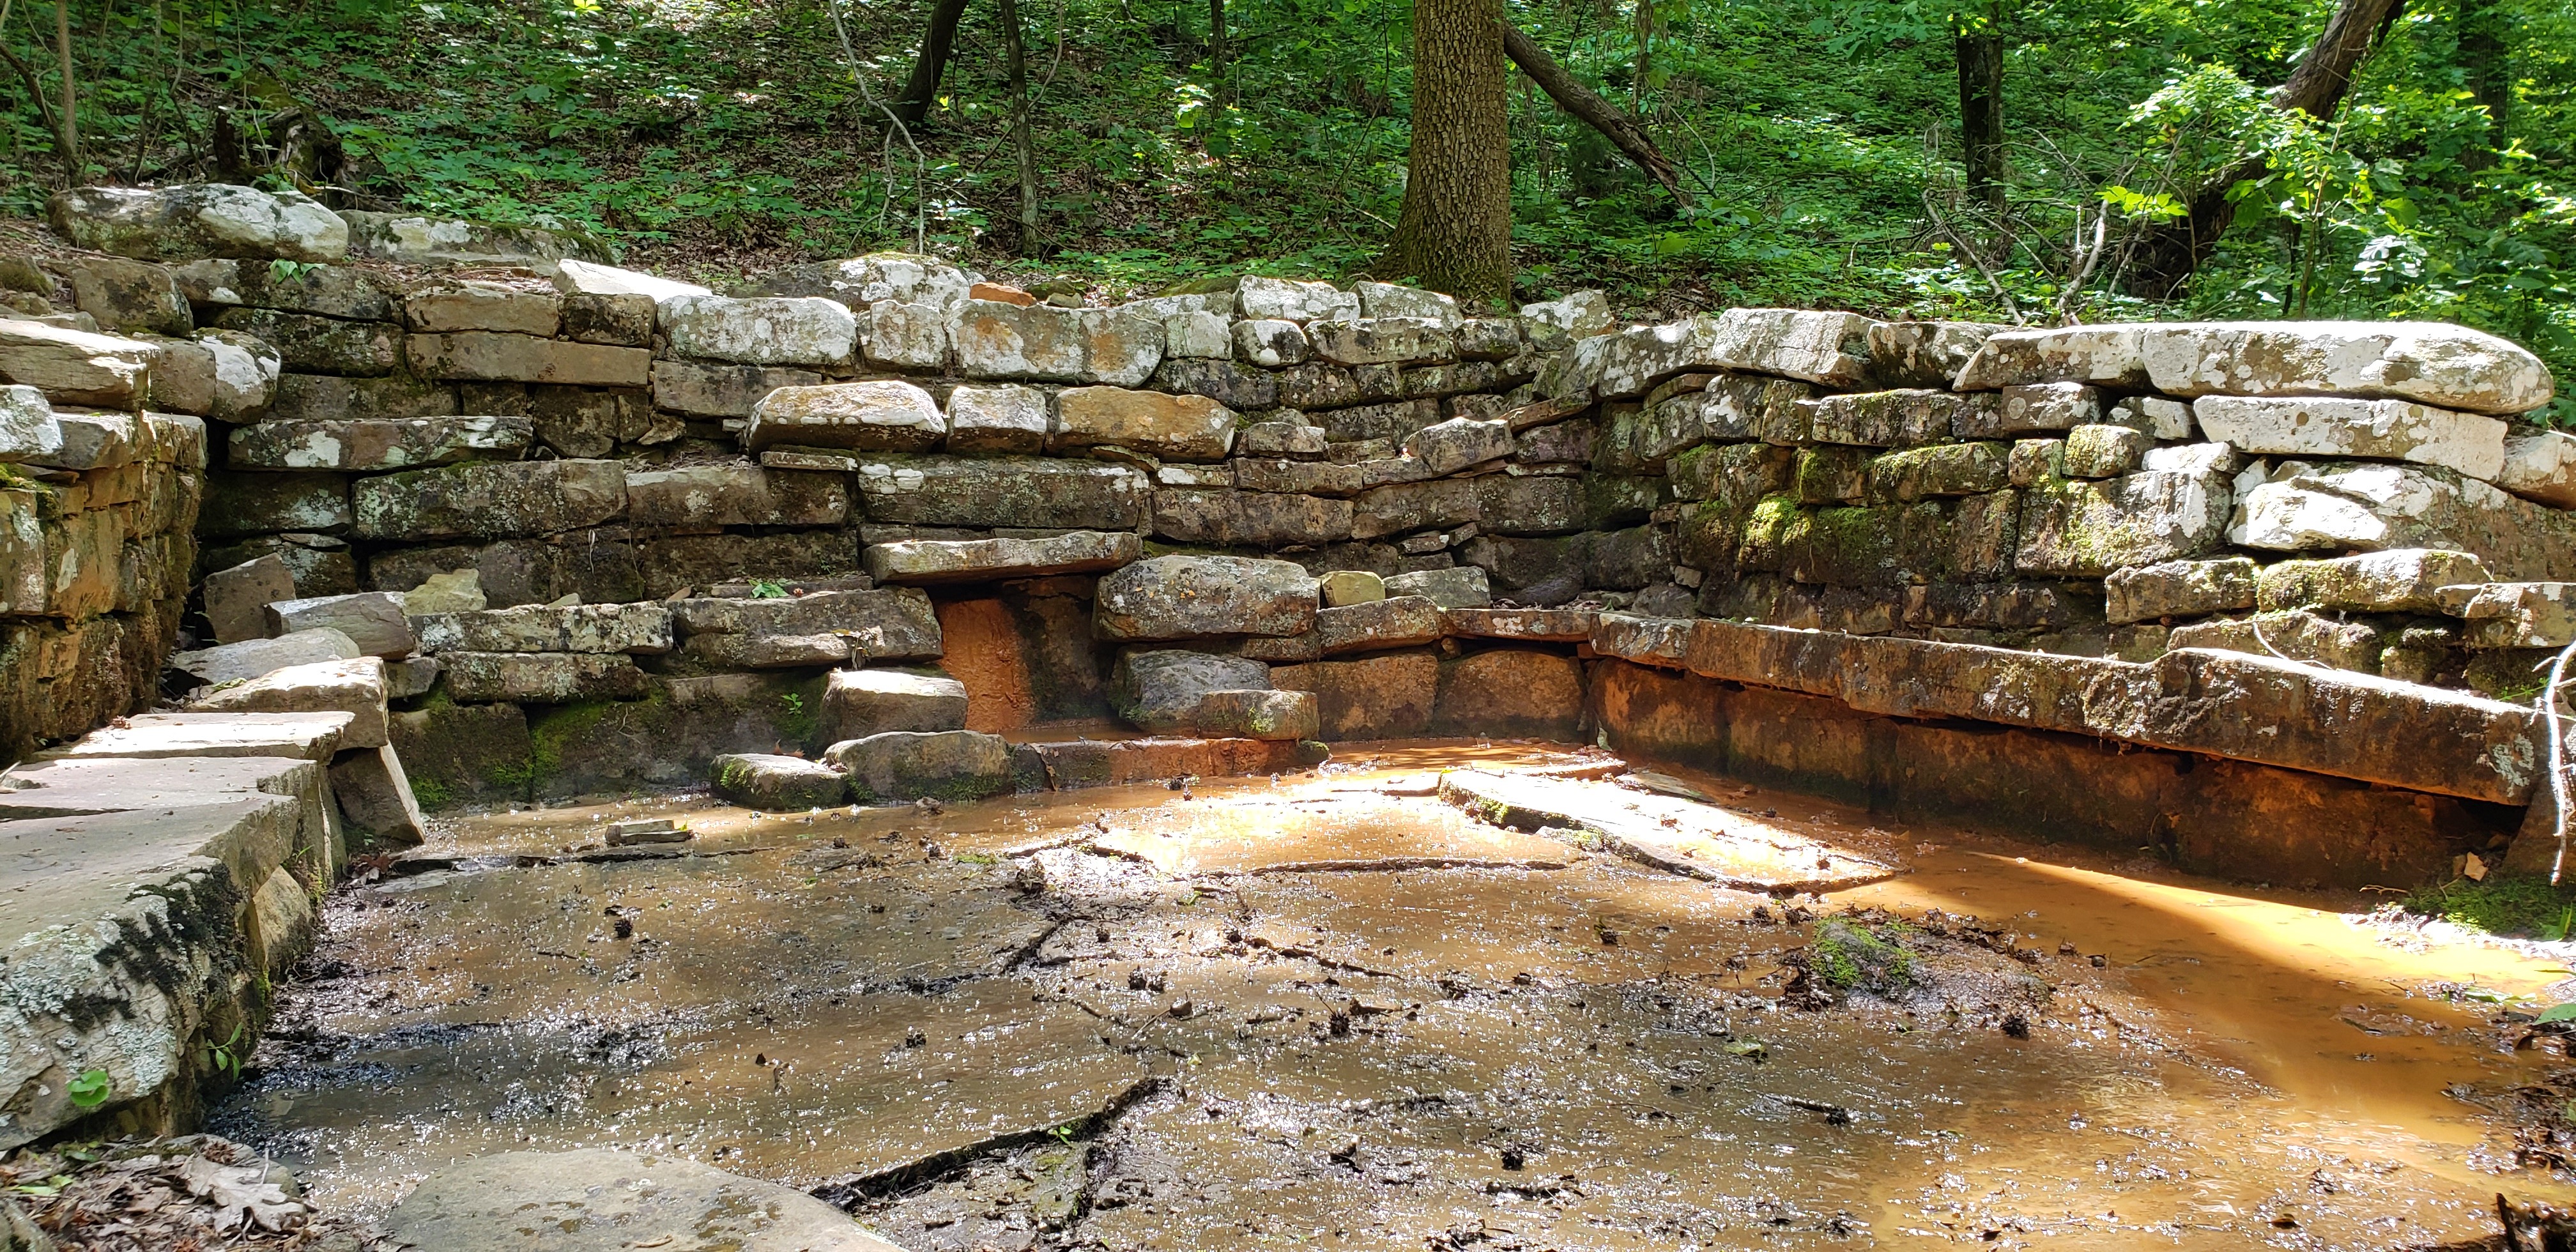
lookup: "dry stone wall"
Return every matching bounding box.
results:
[4,181,2571,832]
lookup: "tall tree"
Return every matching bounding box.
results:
[1955,22,2005,214]
[52,0,76,176]
[2128,0,2407,294]
[894,0,972,128]
[1000,0,1039,252]
[1385,0,1515,302]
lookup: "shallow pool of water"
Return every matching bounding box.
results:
[216,741,2576,1249]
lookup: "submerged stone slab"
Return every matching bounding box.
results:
[825,729,1015,804]
[1095,555,1318,641]
[712,752,850,812]
[2135,321,2554,415]
[386,1149,903,1252]
[863,530,1140,584]
[2193,395,2508,480]
[1440,769,1897,892]
[744,380,945,452]
[227,415,531,471]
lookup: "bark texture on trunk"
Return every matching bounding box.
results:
[1955,31,2005,215]
[1001,0,1039,253]
[1387,0,1515,303]
[54,0,79,174]
[1501,22,1688,204]
[2127,0,2404,296]
[894,0,972,129]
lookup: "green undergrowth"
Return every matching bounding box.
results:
[2406,873,2576,940]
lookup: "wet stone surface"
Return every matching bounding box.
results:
[213,742,2576,1250]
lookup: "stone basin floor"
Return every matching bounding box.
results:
[213,742,2576,1250]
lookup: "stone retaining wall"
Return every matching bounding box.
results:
[3,181,2568,876]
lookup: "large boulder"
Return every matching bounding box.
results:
[2136,321,2555,416]
[1095,555,1318,641]
[825,729,1015,804]
[48,183,347,262]
[385,1149,903,1252]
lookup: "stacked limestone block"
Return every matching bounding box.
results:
[0,381,206,761]
[1542,312,2567,695]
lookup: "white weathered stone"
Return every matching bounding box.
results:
[553,258,711,301]
[1307,317,1456,366]
[944,383,1050,454]
[49,183,347,261]
[1079,306,1164,386]
[1385,565,1491,608]
[151,330,280,421]
[745,252,974,312]
[387,1149,904,1252]
[1999,381,2099,431]
[1400,416,1512,476]
[1706,307,1875,388]
[2136,321,2555,416]
[744,380,945,452]
[2104,556,2258,623]
[1517,291,1613,340]
[2111,395,2196,440]
[2193,394,2508,480]
[1164,310,1234,358]
[953,298,1084,379]
[2453,583,2576,648]
[1356,281,1462,328]
[660,294,859,367]
[2141,441,2241,476]
[264,591,417,659]
[0,385,61,462]
[862,299,949,370]
[2223,462,2576,578]
[0,318,155,407]
[1233,319,1309,367]
[1954,325,2149,390]
[2255,547,2493,615]
[2497,431,2576,508]
[825,668,970,739]
[1236,276,1358,322]
[187,657,390,749]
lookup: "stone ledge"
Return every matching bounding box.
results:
[1673,617,2538,804]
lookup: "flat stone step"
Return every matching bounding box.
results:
[1438,768,1899,892]
[388,1149,903,1252]
[0,754,322,819]
[31,711,355,761]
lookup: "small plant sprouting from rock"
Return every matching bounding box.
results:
[749,579,790,599]
[203,1024,247,1081]
[65,1069,110,1110]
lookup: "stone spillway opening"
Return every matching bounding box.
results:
[208,746,2576,1249]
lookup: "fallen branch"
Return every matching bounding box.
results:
[1499,22,1690,207]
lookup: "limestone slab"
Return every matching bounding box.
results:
[855,455,1149,530]
[405,332,651,388]
[411,602,674,654]
[386,1149,902,1252]
[169,629,362,687]
[864,530,1139,584]
[35,711,351,761]
[745,379,944,452]
[661,294,858,367]
[228,416,530,471]
[2194,394,2508,480]
[2136,320,2554,415]
[185,656,389,747]
[1095,555,1318,641]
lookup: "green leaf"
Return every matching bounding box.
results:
[66,1068,111,1109]
[2536,1002,2576,1023]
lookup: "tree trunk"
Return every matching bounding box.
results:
[1386,0,1514,303]
[1209,0,1226,98]
[1954,30,2005,215]
[54,0,77,177]
[894,0,972,129]
[2126,0,2404,296]
[1500,22,1688,205]
[2457,0,2508,168]
[1000,0,1039,254]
